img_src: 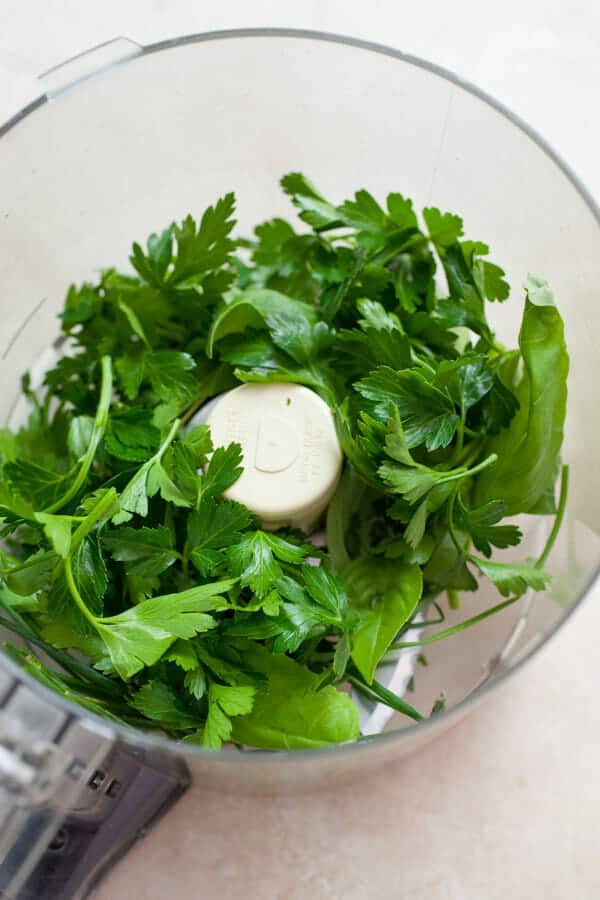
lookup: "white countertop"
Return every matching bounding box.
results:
[2,3,599,898]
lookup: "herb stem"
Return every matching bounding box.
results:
[411,351,436,375]
[447,589,460,610]
[348,672,423,721]
[64,554,98,629]
[401,600,446,631]
[441,453,498,495]
[450,408,467,465]
[0,613,122,697]
[409,337,436,360]
[536,464,569,568]
[446,490,465,556]
[51,488,119,582]
[390,596,519,649]
[44,356,113,513]
[70,488,119,554]
[452,438,484,469]
[456,452,497,481]
[181,394,210,427]
[157,418,182,459]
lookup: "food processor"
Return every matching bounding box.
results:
[1,29,599,900]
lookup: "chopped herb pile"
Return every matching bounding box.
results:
[0,175,569,749]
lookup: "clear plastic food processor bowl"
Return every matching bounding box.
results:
[0,29,599,900]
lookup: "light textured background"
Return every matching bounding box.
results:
[1,3,599,898]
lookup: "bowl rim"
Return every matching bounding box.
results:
[1,26,598,767]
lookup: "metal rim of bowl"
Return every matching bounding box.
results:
[1,27,598,765]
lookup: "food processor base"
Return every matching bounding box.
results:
[0,669,189,900]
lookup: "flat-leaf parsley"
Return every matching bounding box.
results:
[0,176,569,749]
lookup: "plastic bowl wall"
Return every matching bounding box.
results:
[1,30,599,790]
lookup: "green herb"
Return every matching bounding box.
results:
[229,642,360,749]
[473,276,568,514]
[0,175,568,749]
[342,558,422,684]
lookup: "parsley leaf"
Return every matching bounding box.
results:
[356,367,459,451]
[200,682,256,749]
[94,579,235,679]
[130,680,199,728]
[422,207,464,248]
[144,351,199,424]
[164,639,199,672]
[103,525,179,576]
[4,549,57,597]
[200,442,243,500]
[470,557,550,598]
[48,535,108,630]
[188,499,253,565]
[434,354,495,414]
[130,229,173,287]
[113,419,189,523]
[35,512,72,558]
[208,287,317,358]
[4,460,70,509]
[131,194,236,289]
[455,498,522,558]
[227,531,309,598]
[280,172,343,231]
[184,665,207,701]
[271,569,350,655]
[105,408,161,462]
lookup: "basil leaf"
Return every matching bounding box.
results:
[230,642,360,749]
[473,278,568,514]
[343,558,422,683]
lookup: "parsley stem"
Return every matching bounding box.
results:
[348,673,423,722]
[0,612,122,697]
[409,337,436,361]
[158,418,182,457]
[450,408,467,465]
[446,490,465,556]
[180,364,233,425]
[118,300,151,349]
[51,488,119,583]
[180,395,209,427]
[447,589,460,610]
[451,439,484,470]
[447,453,498,487]
[69,488,119,555]
[411,352,436,375]
[401,599,446,630]
[64,554,98,629]
[44,356,113,514]
[536,464,569,568]
[390,596,519,650]
[457,449,496,478]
